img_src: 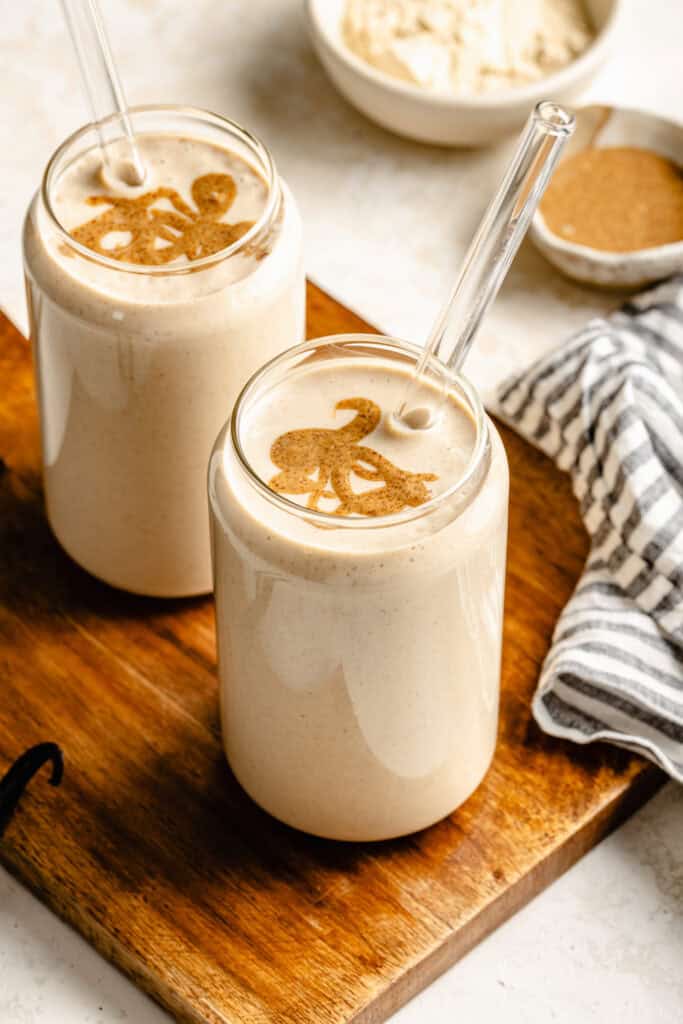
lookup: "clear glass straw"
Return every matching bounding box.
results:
[60,0,146,186]
[395,102,574,429]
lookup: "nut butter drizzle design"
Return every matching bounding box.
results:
[71,173,254,265]
[269,397,438,516]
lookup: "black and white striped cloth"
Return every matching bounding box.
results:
[497,276,683,782]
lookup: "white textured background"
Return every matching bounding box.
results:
[1,1,682,1021]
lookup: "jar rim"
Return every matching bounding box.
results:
[228,334,491,531]
[40,104,281,276]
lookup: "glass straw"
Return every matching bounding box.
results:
[395,102,575,429]
[60,0,147,187]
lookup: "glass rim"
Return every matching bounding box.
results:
[40,104,281,277]
[228,333,491,531]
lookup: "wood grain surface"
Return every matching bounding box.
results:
[0,289,664,1024]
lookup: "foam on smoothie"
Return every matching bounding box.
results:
[52,134,268,266]
[240,358,477,517]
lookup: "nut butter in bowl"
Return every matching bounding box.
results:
[531,105,683,287]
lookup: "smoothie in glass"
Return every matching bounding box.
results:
[24,106,305,596]
[209,335,508,841]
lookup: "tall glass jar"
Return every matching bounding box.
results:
[23,106,304,597]
[209,336,509,841]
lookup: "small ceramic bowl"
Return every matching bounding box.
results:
[304,0,621,147]
[531,105,683,288]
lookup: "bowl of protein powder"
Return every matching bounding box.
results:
[305,0,621,145]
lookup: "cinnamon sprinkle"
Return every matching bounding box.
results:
[268,397,437,516]
[70,173,253,265]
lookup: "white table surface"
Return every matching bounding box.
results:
[1,1,682,1021]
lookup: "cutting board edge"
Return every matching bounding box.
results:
[0,760,665,1024]
[0,834,218,1024]
[347,760,666,1024]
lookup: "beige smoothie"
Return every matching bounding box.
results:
[209,337,509,841]
[24,107,304,596]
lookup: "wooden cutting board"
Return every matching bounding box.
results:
[0,288,664,1024]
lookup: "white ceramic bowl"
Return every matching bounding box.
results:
[304,0,621,147]
[531,104,683,288]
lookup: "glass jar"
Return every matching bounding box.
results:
[23,105,305,597]
[208,335,509,841]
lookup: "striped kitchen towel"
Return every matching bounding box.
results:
[497,276,683,782]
